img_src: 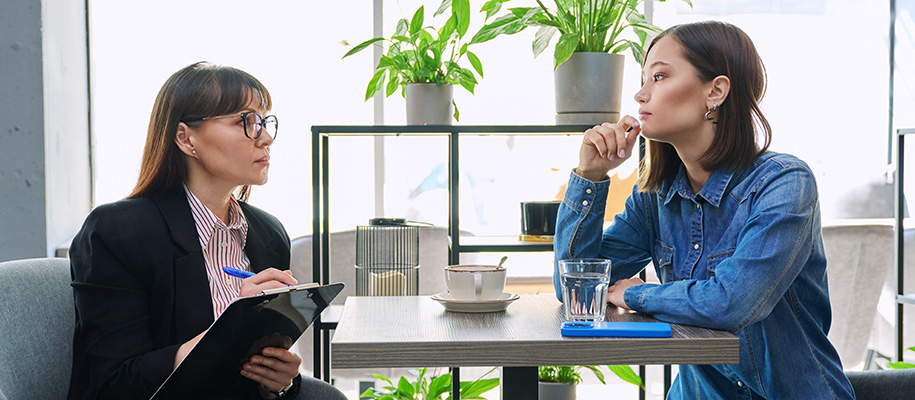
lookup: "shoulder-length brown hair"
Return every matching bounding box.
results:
[127,61,272,201]
[638,21,771,192]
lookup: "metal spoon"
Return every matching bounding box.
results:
[498,255,508,269]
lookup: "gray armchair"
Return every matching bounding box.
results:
[846,369,915,399]
[0,257,73,400]
[822,223,894,369]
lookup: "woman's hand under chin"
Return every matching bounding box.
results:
[577,116,641,182]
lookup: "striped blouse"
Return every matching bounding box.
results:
[184,187,250,319]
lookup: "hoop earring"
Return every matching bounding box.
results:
[705,104,718,124]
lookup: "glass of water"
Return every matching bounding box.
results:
[559,259,612,321]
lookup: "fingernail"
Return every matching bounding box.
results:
[619,149,626,158]
[609,154,616,161]
[241,370,248,376]
[633,120,641,126]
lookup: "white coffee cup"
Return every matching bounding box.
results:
[445,265,507,301]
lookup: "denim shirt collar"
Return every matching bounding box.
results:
[661,163,736,208]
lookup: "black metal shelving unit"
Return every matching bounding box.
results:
[310,124,666,399]
[894,128,915,363]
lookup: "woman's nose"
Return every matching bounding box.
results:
[257,131,274,147]
[634,87,648,103]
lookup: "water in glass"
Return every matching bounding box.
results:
[559,259,611,321]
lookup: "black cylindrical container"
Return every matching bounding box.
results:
[521,201,561,237]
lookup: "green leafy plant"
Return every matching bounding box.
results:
[342,0,508,120]
[360,367,499,400]
[887,346,915,369]
[472,0,692,69]
[538,365,644,389]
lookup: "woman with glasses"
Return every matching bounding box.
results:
[554,22,855,399]
[68,62,346,400]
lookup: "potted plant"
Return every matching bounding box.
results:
[538,365,643,400]
[361,367,499,399]
[343,0,506,125]
[473,0,691,124]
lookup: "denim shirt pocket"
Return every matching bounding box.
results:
[653,241,675,283]
[706,249,736,277]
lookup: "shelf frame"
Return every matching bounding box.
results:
[310,125,590,383]
[894,128,915,362]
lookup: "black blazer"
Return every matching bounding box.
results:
[67,189,296,400]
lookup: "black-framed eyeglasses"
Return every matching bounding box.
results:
[182,111,278,140]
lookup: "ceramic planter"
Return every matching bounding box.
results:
[554,52,625,125]
[405,83,453,125]
[539,381,576,400]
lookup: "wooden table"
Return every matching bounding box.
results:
[331,295,739,399]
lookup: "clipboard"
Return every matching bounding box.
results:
[150,282,344,399]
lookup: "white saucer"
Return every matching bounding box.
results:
[431,292,520,313]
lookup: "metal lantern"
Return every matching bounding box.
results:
[355,219,420,296]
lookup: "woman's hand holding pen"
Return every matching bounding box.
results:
[237,268,298,298]
[577,116,641,182]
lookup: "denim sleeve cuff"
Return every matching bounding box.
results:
[566,169,612,215]
[623,283,660,312]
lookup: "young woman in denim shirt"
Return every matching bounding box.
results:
[553,21,856,399]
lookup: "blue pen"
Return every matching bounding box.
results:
[222,266,254,279]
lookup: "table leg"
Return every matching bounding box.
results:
[452,367,460,400]
[502,367,538,400]
[664,365,672,397]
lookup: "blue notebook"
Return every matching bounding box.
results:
[561,321,672,338]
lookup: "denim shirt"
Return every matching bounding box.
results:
[553,152,855,399]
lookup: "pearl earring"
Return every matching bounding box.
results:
[192,150,197,154]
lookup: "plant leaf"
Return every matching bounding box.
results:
[395,18,410,37]
[452,99,460,122]
[397,376,415,396]
[385,74,400,97]
[439,15,457,41]
[532,26,557,58]
[480,0,507,20]
[459,377,500,398]
[582,365,606,385]
[427,373,452,398]
[342,37,385,58]
[887,361,915,369]
[466,51,483,78]
[630,41,646,65]
[434,0,452,17]
[609,365,645,389]
[470,13,523,44]
[553,32,579,69]
[610,40,631,54]
[409,6,424,36]
[365,69,386,101]
[453,0,471,38]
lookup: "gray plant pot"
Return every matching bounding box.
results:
[405,83,453,125]
[554,52,625,125]
[539,381,576,400]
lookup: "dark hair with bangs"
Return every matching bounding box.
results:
[637,21,771,193]
[128,61,272,201]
